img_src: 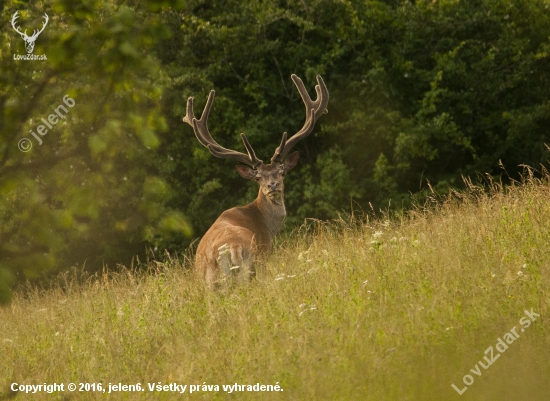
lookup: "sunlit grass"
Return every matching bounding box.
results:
[1,173,549,400]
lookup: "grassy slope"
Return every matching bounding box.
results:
[1,177,549,400]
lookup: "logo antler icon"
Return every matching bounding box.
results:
[11,11,49,54]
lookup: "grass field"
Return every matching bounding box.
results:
[1,173,549,400]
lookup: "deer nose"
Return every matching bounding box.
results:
[268,182,280,191]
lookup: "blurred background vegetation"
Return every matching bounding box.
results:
[1,0,550,303]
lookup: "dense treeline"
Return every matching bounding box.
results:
[1,0,550,302]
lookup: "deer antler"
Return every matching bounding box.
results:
[30,13,49,40]
[11,11,26,37]
[183,91,263,168]
[271,74,329,164]
[11,12,49,39]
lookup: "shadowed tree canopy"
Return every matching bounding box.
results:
[0,0,190,303]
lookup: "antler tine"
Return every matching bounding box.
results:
[239,133,261,166]
[271,74,329,163]
[270,132,288,164]
[31,13,49,38]
[183,90,263,168]
[293,74,329,121]
[11,11,26,36]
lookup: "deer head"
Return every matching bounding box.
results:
[11,11,49,54]
[182,74,329,202]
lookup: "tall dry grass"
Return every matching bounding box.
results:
[1,172,549,400]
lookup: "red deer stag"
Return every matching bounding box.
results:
[183,74,329,288]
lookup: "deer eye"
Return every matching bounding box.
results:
[280,171,285,177]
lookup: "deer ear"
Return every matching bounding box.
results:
[235,165,256,180]
[283,151,299,171]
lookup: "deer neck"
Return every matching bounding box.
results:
[254,189,286,240]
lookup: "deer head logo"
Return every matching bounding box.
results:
[11,11,49,54]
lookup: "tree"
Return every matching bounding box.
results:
[0,0,189,303]
[157,0,550,239]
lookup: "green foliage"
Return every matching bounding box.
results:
[0,0,188,301]
[0,267,12,305]
[2,0,550,301]
[158,0,550,246]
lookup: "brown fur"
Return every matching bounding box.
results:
[182,74,328,288]
[195,157,297,288]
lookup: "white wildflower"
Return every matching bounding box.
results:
[298,250,310,261]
